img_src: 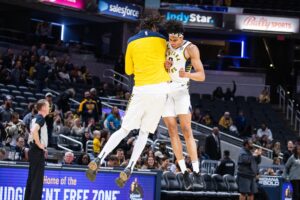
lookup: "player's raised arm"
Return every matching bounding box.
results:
[179,44,205,82]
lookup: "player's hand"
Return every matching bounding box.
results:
[44,149,48,158]
[179,68,189,78]
[165,60,172,70]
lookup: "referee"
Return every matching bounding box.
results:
[24,99,50,200]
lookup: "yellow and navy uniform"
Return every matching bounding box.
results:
[125,30,170,86]
[78,98,99,123]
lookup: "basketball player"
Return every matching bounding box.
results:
[86,15,170,187]
[163,20,205,190]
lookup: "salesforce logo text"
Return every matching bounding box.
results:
[166,12,214,24]
[109,4,139,17]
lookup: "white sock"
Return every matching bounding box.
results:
[127,130,149,171]
[97,128,129,164]
[192,160,200,173]
[178,159,187,173]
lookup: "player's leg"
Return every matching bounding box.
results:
[116,93,167,187]
[178,114,199,173]
[86,94,143,181]
[175,89,200,174]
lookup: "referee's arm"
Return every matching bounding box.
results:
[125,44,133,75]
[31,124,44,150]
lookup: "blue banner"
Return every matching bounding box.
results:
[98,0,141,21]
[0,166,159,200]
[160,9,223,28]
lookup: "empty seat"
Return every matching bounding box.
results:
[27,97,37,102]
[164,172,181,191]
[223,174,239,195]
[0,88,9,94]
[15,107,24,114]
[6,84,17,90]
[15,96,26,103]
[35,93,45,99]
[23,92,34,98]
[11,90,21,96]
[19,102,28,108]
[202,174,216,192]
[212,174,228,193]
[18,86,29,92]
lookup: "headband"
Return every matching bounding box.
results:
[168,33,184,38]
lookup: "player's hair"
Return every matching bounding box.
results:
[140,14,163,30]
[165,20,184,35]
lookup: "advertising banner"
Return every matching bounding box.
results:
[39,0,85,10]
[235,15,299,33]
[0,166,158,200]
[98,0,141,21]
[160,9,223,28]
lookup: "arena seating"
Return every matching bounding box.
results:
[161,171,239,200]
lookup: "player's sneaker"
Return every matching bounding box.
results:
[115,168,132,188]
[183,171,192,190]
[85,157,100,182]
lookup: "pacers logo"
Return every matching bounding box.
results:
[129,178,144,200]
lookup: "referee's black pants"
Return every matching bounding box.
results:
[24,144,45,200]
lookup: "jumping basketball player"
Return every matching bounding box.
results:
[163,20,205,190]
[86,15,170,187]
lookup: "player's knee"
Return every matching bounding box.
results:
[181,126,192,135]
[167,126,178,135]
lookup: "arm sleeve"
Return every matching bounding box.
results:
[125,43,133,75]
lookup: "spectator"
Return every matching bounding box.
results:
[14,136,28,161]
[105,106,121,133]
[218,111,233,131]
[224,81,236,101]
[77,153,91,165]
[197,145,209,162]
[62,152,75,165]
[58,66,71,83]
[205,127,221,160]
[57,88,75,114]
[107,155,119,167]
[22,103,37,132]
[283,141,294,164]
[201,111,214,127]
[10,60,27,85]
[0,148,6,160]
[93,130,101,157]
[0,95,14,123]
[116,148,125,166]
[52,115,62,137]
[90,88,102,120]
[237,139,262,200]
[159,156,170,172]
[71,118,85,136]
[284,144,300,200]
[78,91,99,125]
[37,43,48,57]
[45,92,57,146]
[257,123,273,142]
[157,142,170,158]
[273,157,281,165]
[272,141,281,159]
[2,48,14,69]
[82,129,92,151]
[259,87,270,104]
[215,150,235,176]
[260,135,271,148]
[5,112,26,146]
[212,87,224,100]
[192,107,202,123]
[235,110,247,135]
[142,156,159,169]
[35,56,50,91]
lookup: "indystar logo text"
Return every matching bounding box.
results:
[166,12,214,24]
[109,4,139,17]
